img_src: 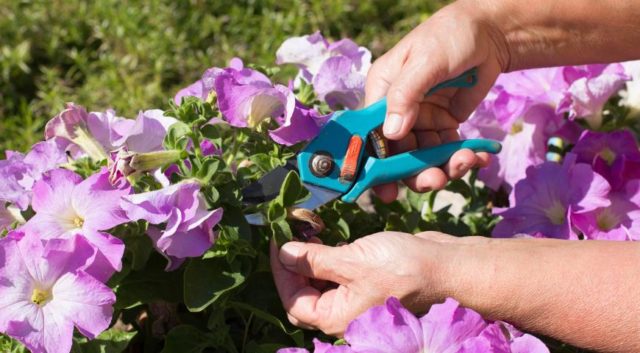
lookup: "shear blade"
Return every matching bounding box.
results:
[241,158,299,205]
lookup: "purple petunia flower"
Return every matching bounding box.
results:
[22,168,130,281]
[571,130,640,189]
[279,297,548,353]
[557,64,629,128]
[276,32,371,109]
[0,231,115,353]
[493,154,611,239]
[120,181,223,269]
[571,182,640,241]
[269,87,327,146]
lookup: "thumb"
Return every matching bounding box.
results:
[279,241,350,284]
[383,54,448,140]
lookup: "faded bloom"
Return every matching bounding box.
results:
[493,154,611,239]
[121,181,223,268]
[45,103,107,160]
[620,60,640,112]
[22,168,130,281]
[108,147,184,187]
[0,232,115,353]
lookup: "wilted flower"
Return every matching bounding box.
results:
[0,232,115,353]
[276,32,371,109]
[22,168,130,281]
[493,154,611,239]
[121,181,223,267]
[279,297,548,353]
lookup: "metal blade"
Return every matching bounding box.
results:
[242,159,298,205]
[244,182,341,225]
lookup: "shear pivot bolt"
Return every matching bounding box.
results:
[310,152,334,177]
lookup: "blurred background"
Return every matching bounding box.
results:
[0,0,450,151]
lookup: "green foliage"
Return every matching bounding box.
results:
[0,0,450,152]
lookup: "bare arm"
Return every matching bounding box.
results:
[443,237,640,352]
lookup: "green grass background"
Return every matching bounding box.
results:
[0,0,450,152]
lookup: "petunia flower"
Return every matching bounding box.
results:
[0,231,115,353]
[120,181,223,268]
[269,88,327,146]
[0,138,69,210]
[276,32,371,109]
[22,168,130,281]
[620,60,640,112]
[571,182,640,241]
[44,103,108,160]
[571,129,640,189]
[278,297,548,353]
[557,63,629,128]
[493,154,611,239]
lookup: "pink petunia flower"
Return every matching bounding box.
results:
[22,168,130,281]
[0,232,115,353]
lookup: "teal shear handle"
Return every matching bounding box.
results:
[342,139,501,202]
[297,66,502,203]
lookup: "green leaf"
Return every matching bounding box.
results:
[271,220,292,246]
[71,328,136,353]
[114,254,183,309]
[267,202,286,223]
[163,121,191,150]
[277,171,309,207]
[160,325,218,353]
[219,206,252,241]
[122,234,153,271]
[200,124,220,140]
[230,301,304,346]
[194,156,221,184]
[183,257,248,312]
[0,334,27,353]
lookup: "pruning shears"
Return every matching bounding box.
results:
[242,67,502,224]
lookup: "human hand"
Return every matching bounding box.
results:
[365,0,510,202]
[270,231,488,335]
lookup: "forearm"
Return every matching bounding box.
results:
[473,0,640,70]
[442,238,640,352]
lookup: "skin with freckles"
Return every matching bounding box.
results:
[272,0,640,352]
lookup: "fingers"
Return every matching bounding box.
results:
[279,241,351,284]
[383,45,448,140]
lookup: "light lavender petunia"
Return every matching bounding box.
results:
[45,103,108,160]
[620,60,640,112]
[22,168,130,281]
[557,64,629,128]
[0,231,115,353]
[121,181,223,267]
[276,32,371,109]
[493,154,611,239]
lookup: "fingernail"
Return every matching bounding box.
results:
[457,162,469,172]
[383,113,403,136]
[280,242,302,267]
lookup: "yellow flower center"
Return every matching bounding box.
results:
[596,208,620,231]
[599,147,616,166]
[510,122,523,135]
[73,216,84,228]
[31,288,52,306]
[544,200,567,225]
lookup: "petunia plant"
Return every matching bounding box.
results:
[1,31,639,353]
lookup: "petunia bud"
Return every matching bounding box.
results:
[108,148,184,186]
